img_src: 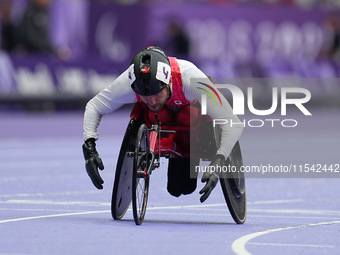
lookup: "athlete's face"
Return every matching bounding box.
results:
[140,84,170,112]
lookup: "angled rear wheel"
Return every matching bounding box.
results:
[219,141,246,224]
[112,119,140,220]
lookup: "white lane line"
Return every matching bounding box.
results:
[1,208,340,221]
[0,204,224,224]
[0,210,110,224]
[0,190,100,198]
[231,221,340,255]
[249,208,340,216]
[186,207,340,216]
[0,199,111,207]
[251,215,340,220]
[0,200,223,208]
[1,199,339,226]
[1,199,340,217]
[5,199,340,217]
[248,242,335,248]
[0,193,305,205]
[0,208,85,212]
[249,199,305,205]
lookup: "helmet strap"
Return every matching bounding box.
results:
[166,78,172,101]
[166,86,172,101]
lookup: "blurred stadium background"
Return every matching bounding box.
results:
[0,0,339,111]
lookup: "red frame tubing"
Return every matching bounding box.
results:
[149,131,157,153]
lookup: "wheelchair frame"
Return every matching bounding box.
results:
[111,103,246,225]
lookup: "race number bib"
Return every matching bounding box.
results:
[156,62,171,84]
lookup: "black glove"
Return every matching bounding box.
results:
[82,138,104,189]
[199,154,225,203]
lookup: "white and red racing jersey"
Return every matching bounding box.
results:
[83,58,243,159]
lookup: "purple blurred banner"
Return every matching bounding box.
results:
[0,2,339,103]
[0,54,120,100]
[149,3,326,61]
[49,0,89,60]
[147,3,331,79]
[87,3,149,64]
[86,3,329,71]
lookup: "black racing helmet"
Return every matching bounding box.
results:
[130,46,171,96]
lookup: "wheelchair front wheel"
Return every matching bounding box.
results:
[132,124,151,225]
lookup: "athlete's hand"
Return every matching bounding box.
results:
[199,154,225,203]
[82,138,104,189]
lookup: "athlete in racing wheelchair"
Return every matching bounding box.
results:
[82,46,246,224]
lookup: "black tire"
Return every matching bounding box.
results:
[111,118,141,220]
[132,124,151,225]
[219,141,247,224]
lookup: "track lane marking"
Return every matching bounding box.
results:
[248,242,335,248]
[0,190,99,198]
[0,199,110,206]
[231,221,340,255]
[0,210,110,224]
[1,207,340,221]
[2,199,340,217]
[0,204,225,224]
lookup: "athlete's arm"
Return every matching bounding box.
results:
[82,67,137,189]
[178,59,244,159]
[83,67,137,141]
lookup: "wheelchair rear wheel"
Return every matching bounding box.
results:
[132,124,151,225]
[111,119,140,220]
[219,141,247,224]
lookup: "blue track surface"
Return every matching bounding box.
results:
[1,108,339,255]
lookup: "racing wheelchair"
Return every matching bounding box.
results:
[111,102,246,225]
